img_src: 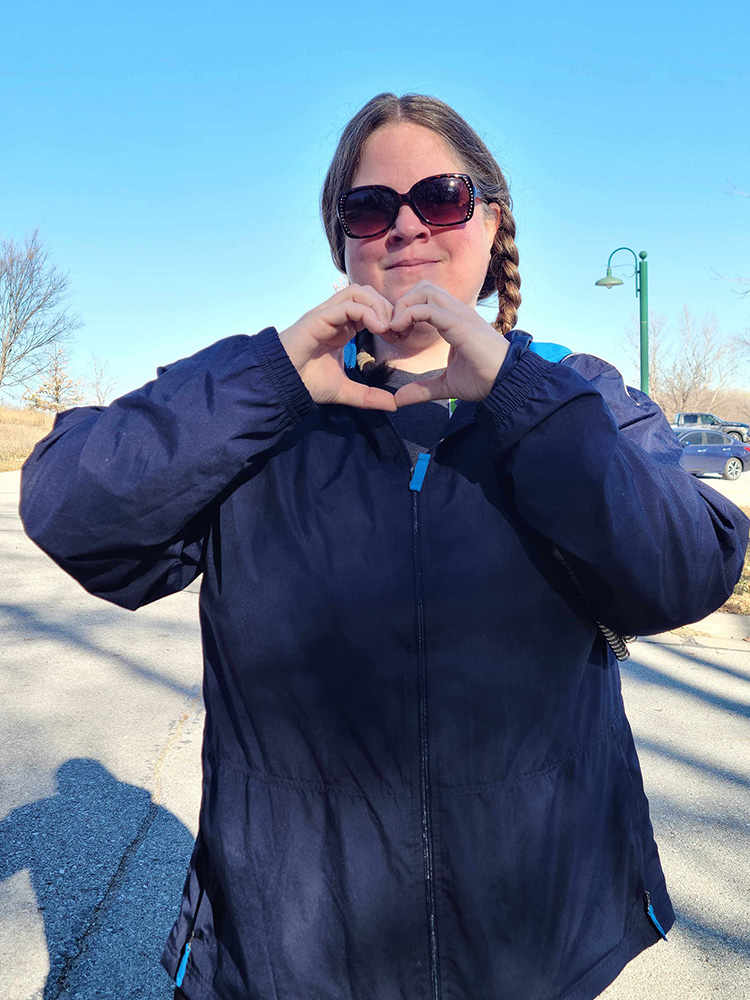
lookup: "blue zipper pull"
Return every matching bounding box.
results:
[409,452,431,492]
[175,939,192,987]
[644,891,668,941]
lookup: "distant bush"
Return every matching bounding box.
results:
[0,405,53,471]
[723,507,750,615]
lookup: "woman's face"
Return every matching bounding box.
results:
[343,122,500,308]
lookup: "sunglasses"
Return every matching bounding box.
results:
[337,173,480,239]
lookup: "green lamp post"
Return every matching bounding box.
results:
[595,248,649,394]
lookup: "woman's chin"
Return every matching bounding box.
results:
[378,321,441,352]
[381,268,441,304]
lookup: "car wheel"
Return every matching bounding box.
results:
[727,431,742,441]
[723,457,743,480]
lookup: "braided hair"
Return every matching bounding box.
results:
[321,93,521,335]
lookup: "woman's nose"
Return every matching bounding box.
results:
[387,203,430,242]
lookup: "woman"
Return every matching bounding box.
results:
[21,93,748,1000]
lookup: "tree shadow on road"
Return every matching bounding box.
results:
[0,600,199,701]
[0,758,193,999]
[622,644,750,963]
[624,647,750,719]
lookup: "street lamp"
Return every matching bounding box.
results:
[595,248,649,394]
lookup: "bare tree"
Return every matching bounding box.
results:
[89,355,116,406]
[22,346,83,413]
[625,313,669,400]
[0,231,81,391]
[635,308,742,421]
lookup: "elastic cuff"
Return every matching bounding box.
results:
[481,349,552,427]
[252,327,316,422]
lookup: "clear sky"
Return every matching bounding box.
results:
[2,0,748,402]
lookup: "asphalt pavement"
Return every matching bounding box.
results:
[1,467,748,999]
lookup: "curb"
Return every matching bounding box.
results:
[670,610,750,642]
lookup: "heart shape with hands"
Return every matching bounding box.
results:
[279,281,509,411]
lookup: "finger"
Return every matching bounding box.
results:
[325,300,390,339]
[393,375,450,407]
[334,379,397,412]
[392,281,449,311]
[346,284,394,330]
[390,302,453,335]
[341,290,396,333]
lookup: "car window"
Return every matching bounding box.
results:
[683,415,698,424]
[681,431,703,445]
[704,431,727,445]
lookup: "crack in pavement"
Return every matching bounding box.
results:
[45,690,202,999]
[46,800,159,999]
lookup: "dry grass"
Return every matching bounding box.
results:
[0,405,54,471]
[723,505,750,615]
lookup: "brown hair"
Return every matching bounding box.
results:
[321,92,521,336]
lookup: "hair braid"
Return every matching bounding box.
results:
[486,207,521,335]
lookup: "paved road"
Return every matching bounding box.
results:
[692,466,750,509]
[1,468,748,999]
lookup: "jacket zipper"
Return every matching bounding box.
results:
[410,453,441,1000]
[175,886,205,987]
[644,890,668,941]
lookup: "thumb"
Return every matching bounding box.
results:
[393,373,449,408]
[334,378,398,412]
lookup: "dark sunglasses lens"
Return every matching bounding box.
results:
[342,187,399,237]
[413,176,471,225]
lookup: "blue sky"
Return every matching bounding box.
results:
[2,0,748,401]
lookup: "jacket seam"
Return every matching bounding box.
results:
[435,721,624,793]
[203,749,402,800]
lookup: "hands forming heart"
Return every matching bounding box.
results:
[279,282,508,411]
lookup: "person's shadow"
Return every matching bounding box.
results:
[0,758,194,998]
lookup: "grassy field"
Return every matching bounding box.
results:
[0,405,53,472]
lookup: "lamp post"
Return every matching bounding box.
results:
[595,248,649,394]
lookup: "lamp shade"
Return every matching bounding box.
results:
[595,268,624,289]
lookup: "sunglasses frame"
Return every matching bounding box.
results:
[337,173,479,239]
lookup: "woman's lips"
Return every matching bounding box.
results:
[386,259,440,269]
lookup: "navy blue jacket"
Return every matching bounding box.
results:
[20,328,749,1000]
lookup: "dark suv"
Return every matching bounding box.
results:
[673,412,750,442]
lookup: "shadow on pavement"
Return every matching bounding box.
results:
[0,600,198,701]
[622,645,750,963]
[672,907,750,958]
[637,735,750,792]
[624,647,750,719]
[0,758,193,998]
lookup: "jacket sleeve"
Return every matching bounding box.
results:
[20,327,315,610]
[477,334,749,635]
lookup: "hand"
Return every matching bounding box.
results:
[387,282,509,407]
[279,285,397,410]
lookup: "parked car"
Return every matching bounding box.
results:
[673,411,750,442]
[672,428,750,480]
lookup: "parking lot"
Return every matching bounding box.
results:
[690,466,750,508]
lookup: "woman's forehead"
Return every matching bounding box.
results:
[352,122,466,188]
